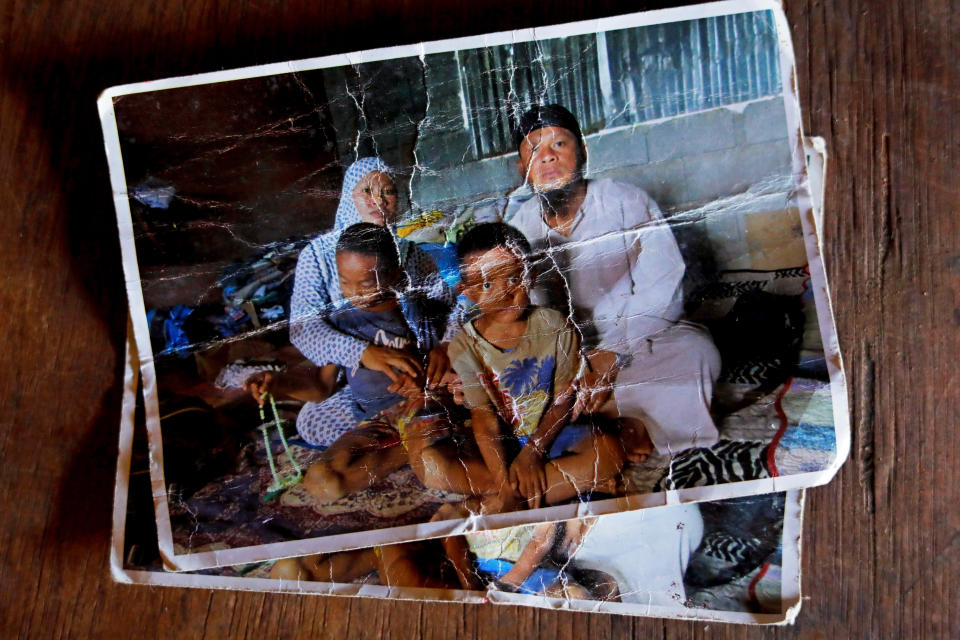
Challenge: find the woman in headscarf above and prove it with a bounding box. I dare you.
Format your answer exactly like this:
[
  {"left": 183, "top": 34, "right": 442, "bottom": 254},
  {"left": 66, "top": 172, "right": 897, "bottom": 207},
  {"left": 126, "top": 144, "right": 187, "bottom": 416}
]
[{"left": 288, "top": 157, "right": 456, "bottom": 446}]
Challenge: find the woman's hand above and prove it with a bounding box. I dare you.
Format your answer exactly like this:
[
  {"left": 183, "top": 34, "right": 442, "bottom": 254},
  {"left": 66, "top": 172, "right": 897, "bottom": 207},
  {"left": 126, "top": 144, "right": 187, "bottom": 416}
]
[
  {"left": 244, "top": 371, "right": 275, "bottom": 406},
  {"left": 360, "top": 344, "right": 423, "bottom": 382}
]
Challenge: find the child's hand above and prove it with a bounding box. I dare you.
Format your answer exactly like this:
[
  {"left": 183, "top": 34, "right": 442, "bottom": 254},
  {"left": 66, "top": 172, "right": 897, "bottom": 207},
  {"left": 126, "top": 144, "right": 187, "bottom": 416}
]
[
  {"left": 388, "top": 373, "right": 425, "bottom": 399},
  {"left": 244, "top": 371, "right": 275, "bottom": 406},
  {"left": 440, "top": 371, "right": 466, "bottom": 405},
  {"left": 425, "top": 345, "right": 452, "bottom": 389},
  {"left": 558, "top": 517, "right": 595, "bottom": 557},
  {"left": 361, "top": 344, "right": 423, "bottom": 382},
  {"left": 571, "top": 371, "right": 613, "bottom": 419},
  {"left": 508, "top": 446, "right": 548, "bottom": 509},
  {"left": 572, "top": 349, "right": 619, "bottom": 420}
]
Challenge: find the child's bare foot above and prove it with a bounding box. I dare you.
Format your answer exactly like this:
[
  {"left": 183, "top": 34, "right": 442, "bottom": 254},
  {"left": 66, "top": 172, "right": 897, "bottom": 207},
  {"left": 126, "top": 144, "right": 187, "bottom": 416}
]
[
  {"left": 545, "top": 580, "right": 591, "bottom": 600},
  {"left": 480, "top": 487, "right": 521, "bottom": 514},
  {"left": 418, "top": 446, "right": 453, "bottom": 490},
  {"left": 269, "top": 558, "right": 307, "bottom": 580},
  {"left": 592, "top": 473, "right": 621, "bottom": 496},
  {"left": 619, "top": 418, "right": 654, "bottom": 464},
  {"left": 430, "top": 503, "right": 454, "bottom": 522},
  {"left": 303, "top": 462, "right": 346, "bottom": 503},
  {"left": 432, "top": 497, "right": 489, "bottom": 522}
]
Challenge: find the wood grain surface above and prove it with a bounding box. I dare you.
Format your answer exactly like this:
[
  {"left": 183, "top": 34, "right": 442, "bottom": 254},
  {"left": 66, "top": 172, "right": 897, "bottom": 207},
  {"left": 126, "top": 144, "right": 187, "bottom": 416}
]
[{"left": 1, "top": 0, "right": 957, "bottom": 637}]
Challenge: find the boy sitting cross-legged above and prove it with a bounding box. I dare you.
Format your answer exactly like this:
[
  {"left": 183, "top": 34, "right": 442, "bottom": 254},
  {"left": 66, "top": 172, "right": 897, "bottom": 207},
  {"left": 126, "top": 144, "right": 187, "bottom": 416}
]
[
  {"left": 426, "top": 222, "right": 625, "bottom": 510},
  {"left": 280, "top": 222, "right": 456, "bottom": 502}
]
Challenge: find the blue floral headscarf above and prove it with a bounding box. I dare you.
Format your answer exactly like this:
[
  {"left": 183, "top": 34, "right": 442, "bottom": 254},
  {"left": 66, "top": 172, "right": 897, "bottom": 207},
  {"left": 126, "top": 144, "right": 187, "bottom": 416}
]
[
  {"left": 330, "top": 156, "right": 392, "bottom": 237},
  {"left": 308, "top": 157, "right": 394, "bottom": 306}
]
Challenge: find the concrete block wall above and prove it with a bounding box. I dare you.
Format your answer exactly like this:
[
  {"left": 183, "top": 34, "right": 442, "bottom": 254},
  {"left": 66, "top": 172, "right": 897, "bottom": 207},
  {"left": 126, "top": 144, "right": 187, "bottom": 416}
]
[
  {"left": 412, "top": 96, "right": 791, "bottom": 214},
  {"left": 411, "top": 96, "right": 798, "bottom": 274}
]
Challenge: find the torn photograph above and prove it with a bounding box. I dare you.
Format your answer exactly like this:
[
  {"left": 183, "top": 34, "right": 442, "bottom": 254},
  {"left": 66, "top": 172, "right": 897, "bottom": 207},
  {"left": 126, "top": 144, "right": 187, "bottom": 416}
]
[
  {"left": 113, "top": 336, "right": 803, "bottom": 625},
  {"left": 99, "top": 0, "right": 847, "bottom": 570}
]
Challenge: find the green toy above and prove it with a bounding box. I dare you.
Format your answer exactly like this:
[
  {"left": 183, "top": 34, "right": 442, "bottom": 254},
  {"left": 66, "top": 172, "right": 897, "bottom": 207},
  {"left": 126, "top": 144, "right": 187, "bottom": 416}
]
[{"left": 258, "top": 392, "right": 303, "bottom": 501}]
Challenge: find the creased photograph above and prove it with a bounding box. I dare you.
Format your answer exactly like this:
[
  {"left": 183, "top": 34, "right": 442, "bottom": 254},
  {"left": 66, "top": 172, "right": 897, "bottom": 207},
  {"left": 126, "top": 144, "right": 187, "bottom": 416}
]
[
  {"left": 113, "top": 332, "right": 803, "bottom": 624},
  {"left": 99, "top": 1, "right": 847, "bottom": 570}
]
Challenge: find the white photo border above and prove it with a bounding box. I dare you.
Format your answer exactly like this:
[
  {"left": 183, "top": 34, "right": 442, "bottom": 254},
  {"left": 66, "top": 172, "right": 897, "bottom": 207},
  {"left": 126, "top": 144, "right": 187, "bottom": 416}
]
[{"left": 99, "top": 0, "right": 846, "bottom": 571}]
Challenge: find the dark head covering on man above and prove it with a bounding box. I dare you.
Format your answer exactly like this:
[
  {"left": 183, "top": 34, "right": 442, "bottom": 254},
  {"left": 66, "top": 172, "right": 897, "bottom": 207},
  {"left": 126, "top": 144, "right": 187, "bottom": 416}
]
[{"left": 513, "top": 104, "right": 585, "bottom": 151}]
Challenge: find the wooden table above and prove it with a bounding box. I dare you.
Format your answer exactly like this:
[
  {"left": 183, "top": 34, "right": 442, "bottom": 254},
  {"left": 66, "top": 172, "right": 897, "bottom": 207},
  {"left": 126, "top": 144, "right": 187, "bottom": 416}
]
[{"left": 2, "top": 1, "right": 956, "bottom": 637}]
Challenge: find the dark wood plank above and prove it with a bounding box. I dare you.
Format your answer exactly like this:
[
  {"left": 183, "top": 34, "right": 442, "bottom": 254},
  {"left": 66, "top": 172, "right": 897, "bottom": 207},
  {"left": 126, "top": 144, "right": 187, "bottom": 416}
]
[{"left": 1, "top": 0, "right": 957, "bottom": 637}]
